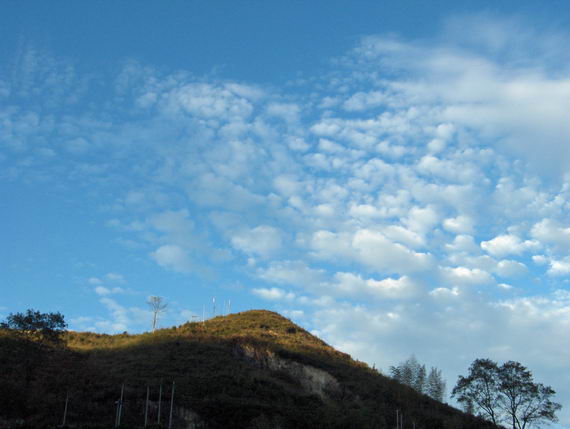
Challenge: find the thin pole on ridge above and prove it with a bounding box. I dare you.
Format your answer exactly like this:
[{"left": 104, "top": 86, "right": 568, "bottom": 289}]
[
  {"left": 168, "top": 381, "right": 175, "bottom": 429},
  {"left": 61, "top": 391, "right": 69, "bottom": 427},
  {"left": 144, "top": 385, "right": 149, "bottom": 426},
  {"left": 158, "top": 379, "right": 163, "bottom": 425}
]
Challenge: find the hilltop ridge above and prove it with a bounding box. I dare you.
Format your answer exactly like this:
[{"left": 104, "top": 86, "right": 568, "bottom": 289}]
[{"left": 0, "top": 310, "right": 499, "bottom": 428}]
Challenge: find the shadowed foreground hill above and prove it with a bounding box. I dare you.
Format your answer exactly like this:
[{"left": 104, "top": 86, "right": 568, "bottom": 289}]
[{"left": 0, "top": 310, "right": 499, "bottom": 429}]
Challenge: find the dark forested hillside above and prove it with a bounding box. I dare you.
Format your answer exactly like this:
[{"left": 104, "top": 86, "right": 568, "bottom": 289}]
[{"left": 0, "top": 310, "right": 500, "bottom": 428}]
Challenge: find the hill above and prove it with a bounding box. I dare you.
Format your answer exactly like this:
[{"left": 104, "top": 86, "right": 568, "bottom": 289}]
[{"left": 0, "top": 310, "right": 499, "bottom": 428}]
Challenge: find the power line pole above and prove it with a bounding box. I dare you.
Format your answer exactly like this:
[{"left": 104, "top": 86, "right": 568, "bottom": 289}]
[
  {"left": 115, "top": 383, "right": 124, "bottom": 427},
  {"left": 60, "top": 391, "right": 69, "bottom": 427},
  {"left": 144, "top": 385, "right": 149, "bottom": 427},
  {"left": 157, "top": 379, "right": 163, "bottom": 425},
  {"left": 168, "top": 381, "right": 175, "bottom": 429}
]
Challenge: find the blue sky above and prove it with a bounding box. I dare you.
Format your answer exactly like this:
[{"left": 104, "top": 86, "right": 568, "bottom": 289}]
[{"left": 2, "top": 1, "right": 570, "bottom": 426}]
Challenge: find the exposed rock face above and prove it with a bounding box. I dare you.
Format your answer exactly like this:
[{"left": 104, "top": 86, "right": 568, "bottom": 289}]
[{"left": 233, "top": 342, "right": 340, "bottom": 399}]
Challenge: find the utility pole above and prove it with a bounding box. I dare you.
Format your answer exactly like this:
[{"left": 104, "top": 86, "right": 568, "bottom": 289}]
[
  {"left": 212, "top": 297, "right": 216, "bottom": 317},
  {"left": 115, "top": 383, "right": 124, "bottom": 427},
  {"left": 168, "top": 381, "right": 175, "bottom": 429},
  {"left": 202, "top": 304, "right": 205, "bottom": 325},
  {"left": 157, "top": 379, "right": 163, "bottom": 425},
  {"left": 60, "top": 391, "right": 69, "bottom": 427},
  {"left": 144, "top": 385, "right": 149, "bottom": 427}
]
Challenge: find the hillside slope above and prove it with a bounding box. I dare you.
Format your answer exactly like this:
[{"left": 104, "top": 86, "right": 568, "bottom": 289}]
[{"left": 0, "top": 310, "right": 499, "bottom": 428}]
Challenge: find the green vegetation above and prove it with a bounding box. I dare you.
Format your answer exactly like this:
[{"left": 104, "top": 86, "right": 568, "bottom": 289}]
[
  {"left": 1, "top": 310, "right": 500, "bottom": 428},
  {"left": 1, "top": 309, "right": 67, "bottom": 345}
]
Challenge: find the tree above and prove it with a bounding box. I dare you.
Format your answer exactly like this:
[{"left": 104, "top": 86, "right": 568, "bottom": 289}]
[
  {"left": 413, "top": 363, "right": 427, "bottom": 394},
  {"left": 452, "top": 359, "right": 501, "bottom": 425},
  {"left": 1, "top": 309, "right": 67, "bottom": 345},
  {"left": 427, "top": 367, "right": 446, "bottom": 402},
  {"left": 452, "top": 358, "right": 561, "bottom": 429},
  {"left": 499, "top": 361, "right": 561, "bottom": 429},
  {"left": 390, "top": 355, "right": 445, "bottom": 400},
  {"left": 148, "top": 296, "right": 167, "bottom": 332}
]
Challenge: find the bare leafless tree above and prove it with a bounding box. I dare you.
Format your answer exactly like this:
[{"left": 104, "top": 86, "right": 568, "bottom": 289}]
[{"left": 148, "top": 296, "right": 167, "bottom": 332}]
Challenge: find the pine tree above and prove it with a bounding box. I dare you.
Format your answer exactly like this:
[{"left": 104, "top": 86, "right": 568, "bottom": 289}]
[
  {"left": 427, "top": 367, "right": 446, "bottom": 402},
  {"left": 413, "top": 364, "right": 427, "bottom": 394},
  {"left": 390, "top": 355, "right": 435, "bottom": 397}
]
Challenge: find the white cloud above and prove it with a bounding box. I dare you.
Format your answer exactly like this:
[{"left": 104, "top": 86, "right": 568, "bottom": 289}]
[
  {"left": 310, "top": 230, "right": 354, "bottom": 260},
  {"left": 257, "top": 260, "right": 326, "bottom": 288},
  {"left": 273, "top": 175, "right": 303, "bottom": 197},
  {"left": 375, "top": 140, "right": 407, "bottom": 158},
  {"left": 150, "top": 244, "right": 193, "bottom": 273},
  {"left": 148, "top": 210, "right": 195, "bottom": 245},
  {"left": 96, "top": 297, "right": 131, "bottom": 333},
  {"left": 89, "top": 273, "right": 127, "bottom": 293},
  {"left": 251, "top": 287, "right": 295, "bottom": 301},
  {"left": 548, "top": 258, "right": 570, "bottom": 276},
  {"left": 532, "top": 254, "right": 548, "bottom": 265},
  {"left": 318, "top": 138, "right": 344, "bottom": 153},
  {"left": 402, "top": 205, "right": 439, "bottom": 235},
  {"left": 265, "top": 102, "right": 300, "bottom": 123},
  {"left": 495, "top": 260, "right": 527, "bottom": 278},
  {"left": 531, "top": 218, "right": 570, "bottom": 254},
  {"left": 331, "top": 272, "right": 420, "bottom": 299},
  {"left": 480, "top": 234, "right": 526, "bottom": 257},
  {"left": 94, "top": 286, "right": 126, "bottom": 296},
  {"left": 282, "top": 309, "right": 305, "bottom": 320},
  {"left": 429, "top": 286, "right": 460, "bottom": 299},
  {"left": 231, "top": 225, "right": 283, "bottom": 258},
  {"left": 417, "top": 155, "right": 481, "bottom": 184},
  {"left": 105, "top": 272, "right": 126, "bottom": 283},
  {"left": 160, "top": 82, "right": 254, "bottom": 120},
  {"left": 343, "top": 91, "right": 386, "bottom": 111},
  {"left": 443, "top": 216, "right": 474, "bottom": 235},
  {"left": 498, "top": 283, "right": 513, "bottom": 290},
  {"left": 349, "top": 204, "right": 386, "bottom": 219},
  {"left": 310, "top": 229, "right": 433, "bottom": 275},
  {"left": 352, "top": 229, "right": 434, "bottom": 274},
  {"left": 445, "top": 234, "right": 479, "bottom": 253},
  {"left": 382, "top": 225, "right": 425, "bottom": 249},
  {"left": 440, "top": 266, "right": 494, "bottom": 287}
]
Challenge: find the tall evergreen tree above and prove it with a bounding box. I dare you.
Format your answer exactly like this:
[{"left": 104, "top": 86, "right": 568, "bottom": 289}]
[
  {"left": 427, "top": 367, "right": 446, "bottom": 402},
  {"left": 390, "top": 355, "right": 444, "bottom": 400},
  {"left": 413, "top": 364, "right": 427, "bottom": 394}
]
